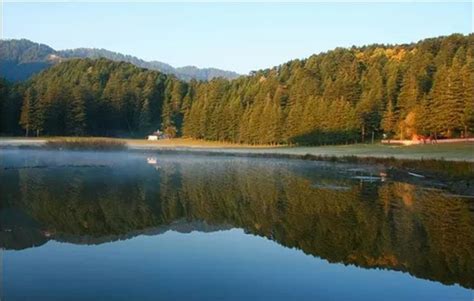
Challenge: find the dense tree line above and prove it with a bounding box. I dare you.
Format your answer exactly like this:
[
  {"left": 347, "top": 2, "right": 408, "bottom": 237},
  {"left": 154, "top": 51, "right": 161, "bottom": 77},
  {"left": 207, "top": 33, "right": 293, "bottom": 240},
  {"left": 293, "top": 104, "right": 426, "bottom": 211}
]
[
  {"left": 0, "top": 34, "right": 473, "bottom": 144},
  {"left": 183, "top": 33, "right": 474, "bottom": 144},
  {"left": 4, "top": 59, "right": 187, "bottom": 137}
]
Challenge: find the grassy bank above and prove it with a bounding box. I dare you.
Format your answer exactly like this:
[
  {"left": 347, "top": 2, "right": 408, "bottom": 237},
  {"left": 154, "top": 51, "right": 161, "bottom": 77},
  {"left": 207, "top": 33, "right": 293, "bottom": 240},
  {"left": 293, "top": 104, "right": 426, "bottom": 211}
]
[
  {"left": 1, "top": 137, "right": 473, "bottom": 192},
  {"left": 1, "top": 137, "right": 473, "bottom": 162},
  {"left": 131, "top": 138, "right": 474, "bottom": 162}
]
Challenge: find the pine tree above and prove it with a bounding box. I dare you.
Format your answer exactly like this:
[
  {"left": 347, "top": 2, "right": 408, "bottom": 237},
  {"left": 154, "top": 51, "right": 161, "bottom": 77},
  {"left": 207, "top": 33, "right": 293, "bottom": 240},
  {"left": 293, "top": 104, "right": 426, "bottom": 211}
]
[
  {"left": 461, "top": 56, "right": 474, "bottom": 136},
  {"left": 397, "top": 69, "right": 419, "bottom": 121},
  {"left": 284, "top": 98, "right": 305, "bottom": 143},
  {"left": 357, "top": 65, "right": 384, "bottom": 141},
  {"left": 432, "top": 50, "right": 466, "bottom": 137},
  {"left": 19, "top": 88, "right": 40, "bottom": 136},
  {"left": 238, "top": 106, "right": 252, "bottom": 144},
  {"left": 429, "top": 65, "right": 449, "bottom": 134},
  {"left": 67, "top": 85, "right": 88, "bottom": 136},
  {"left": 139, "top": 97, "right": 152, "bottom": 134},
  {"left": 381, "top": 99, "right": 397, "bottom": 138}
]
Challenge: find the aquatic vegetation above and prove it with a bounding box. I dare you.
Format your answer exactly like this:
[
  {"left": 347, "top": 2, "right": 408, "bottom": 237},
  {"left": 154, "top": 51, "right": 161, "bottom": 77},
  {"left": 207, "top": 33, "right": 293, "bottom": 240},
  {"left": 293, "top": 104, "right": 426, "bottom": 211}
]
[{"left": 45, "top": 138, "right": 127, "bottom": 151}]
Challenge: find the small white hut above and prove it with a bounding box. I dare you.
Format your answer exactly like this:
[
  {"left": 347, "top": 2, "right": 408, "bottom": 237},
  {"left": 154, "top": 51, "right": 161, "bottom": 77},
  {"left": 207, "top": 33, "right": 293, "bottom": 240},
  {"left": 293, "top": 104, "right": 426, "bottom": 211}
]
[
  {"left": 148, "top": 130, "right": 168, "bottom": 140},
  {"left": 148, "top": 134, "right": 158, "bottom": 141}
]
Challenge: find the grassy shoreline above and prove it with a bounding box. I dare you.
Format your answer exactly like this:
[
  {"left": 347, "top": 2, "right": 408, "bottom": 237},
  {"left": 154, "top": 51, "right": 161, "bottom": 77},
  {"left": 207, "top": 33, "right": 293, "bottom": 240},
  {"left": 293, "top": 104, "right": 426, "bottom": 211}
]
[
  {"left": 1, "top": 137, "right": 472, "bottom": 162},
  {"left": 1, "top": 137, "right": 473, "bottom": 194}
]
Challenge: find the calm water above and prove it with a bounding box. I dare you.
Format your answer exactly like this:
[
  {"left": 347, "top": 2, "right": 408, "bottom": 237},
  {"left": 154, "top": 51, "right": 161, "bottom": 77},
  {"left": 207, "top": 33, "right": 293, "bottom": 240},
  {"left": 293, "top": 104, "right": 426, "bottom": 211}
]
[{"left": 0, "top": 150, "right": 473, "bottom": 301}]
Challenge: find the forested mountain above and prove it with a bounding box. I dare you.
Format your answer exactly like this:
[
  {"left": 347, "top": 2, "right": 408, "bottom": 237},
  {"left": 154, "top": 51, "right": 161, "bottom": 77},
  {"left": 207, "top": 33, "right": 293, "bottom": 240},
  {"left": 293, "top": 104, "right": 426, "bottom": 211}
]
[
  {"left": 59, "top": 48, "right": 240, "bottom": 81},
  {"left": 1, "top": 34, "right": 473, "bottom": 144},
  {"left": 0, "top": 39, "right": 58, "bottom": 81},
  {"left": 0, "top": 39, "right": 240, "bottom": 81}
]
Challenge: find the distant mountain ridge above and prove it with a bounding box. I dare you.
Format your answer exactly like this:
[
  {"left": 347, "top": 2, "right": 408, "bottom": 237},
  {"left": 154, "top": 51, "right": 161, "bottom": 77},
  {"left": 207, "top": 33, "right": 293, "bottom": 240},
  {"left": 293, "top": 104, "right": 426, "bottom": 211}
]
[{"left": 0, "top": 39, "right": 240, "bottom": 81}]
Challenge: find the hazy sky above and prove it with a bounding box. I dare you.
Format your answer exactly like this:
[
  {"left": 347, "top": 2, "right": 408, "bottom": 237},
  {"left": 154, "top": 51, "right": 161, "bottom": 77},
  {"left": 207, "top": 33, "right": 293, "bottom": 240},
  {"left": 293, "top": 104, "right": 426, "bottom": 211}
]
[{"left": 2, "top": 2, "right": 473, "bottom": 74}]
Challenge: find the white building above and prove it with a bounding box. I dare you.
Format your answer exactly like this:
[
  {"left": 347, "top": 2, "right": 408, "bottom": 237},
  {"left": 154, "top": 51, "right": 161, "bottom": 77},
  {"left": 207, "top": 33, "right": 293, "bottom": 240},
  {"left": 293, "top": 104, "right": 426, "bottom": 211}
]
[{"left": 147, "top": 129, "right": 168, "bottom": 140}]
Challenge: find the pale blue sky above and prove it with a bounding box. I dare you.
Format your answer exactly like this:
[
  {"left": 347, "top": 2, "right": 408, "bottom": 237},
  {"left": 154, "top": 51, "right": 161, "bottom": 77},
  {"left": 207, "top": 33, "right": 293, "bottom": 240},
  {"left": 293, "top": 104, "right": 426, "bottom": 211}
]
[{"left": 2, "top": 2, "right": 473, "bottom": 74}]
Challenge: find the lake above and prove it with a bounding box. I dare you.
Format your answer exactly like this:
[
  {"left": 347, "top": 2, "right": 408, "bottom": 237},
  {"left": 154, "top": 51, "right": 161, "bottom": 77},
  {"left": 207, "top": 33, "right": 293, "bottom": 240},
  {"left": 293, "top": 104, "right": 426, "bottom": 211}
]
[{"left": 0, "top": 150, "right": 473, "bottom": 301}]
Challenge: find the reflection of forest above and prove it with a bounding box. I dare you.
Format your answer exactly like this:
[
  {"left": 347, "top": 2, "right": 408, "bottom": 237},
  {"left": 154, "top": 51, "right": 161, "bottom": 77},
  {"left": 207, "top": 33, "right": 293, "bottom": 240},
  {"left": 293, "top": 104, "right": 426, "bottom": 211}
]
[{"left": 1, "top": 156, "right": 473, "bottom": 289}]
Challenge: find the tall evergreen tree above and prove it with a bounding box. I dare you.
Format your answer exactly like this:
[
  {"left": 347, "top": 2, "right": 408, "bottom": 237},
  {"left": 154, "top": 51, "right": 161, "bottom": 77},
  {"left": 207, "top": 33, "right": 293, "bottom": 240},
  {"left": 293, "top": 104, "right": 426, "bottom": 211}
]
[
  {"left": 19, "top": 88, "right": 40, "bottom": 136},
  {"left": 67, "top": 85, "right": 88, "bottom": 136}
]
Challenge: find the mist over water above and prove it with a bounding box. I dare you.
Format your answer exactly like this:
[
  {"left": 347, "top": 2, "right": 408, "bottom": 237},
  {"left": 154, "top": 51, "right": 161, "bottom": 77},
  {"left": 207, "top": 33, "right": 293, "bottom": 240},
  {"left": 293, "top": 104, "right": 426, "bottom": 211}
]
[{"left": 1, "top": 150, "right": 473, "bottom": 300}]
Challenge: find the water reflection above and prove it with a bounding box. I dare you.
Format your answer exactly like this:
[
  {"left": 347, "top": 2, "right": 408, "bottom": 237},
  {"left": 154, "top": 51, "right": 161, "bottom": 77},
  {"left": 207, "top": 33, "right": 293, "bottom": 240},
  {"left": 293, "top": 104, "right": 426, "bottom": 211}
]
[{"left": 1, "top": 150, "right": 473, "bottom": 291}]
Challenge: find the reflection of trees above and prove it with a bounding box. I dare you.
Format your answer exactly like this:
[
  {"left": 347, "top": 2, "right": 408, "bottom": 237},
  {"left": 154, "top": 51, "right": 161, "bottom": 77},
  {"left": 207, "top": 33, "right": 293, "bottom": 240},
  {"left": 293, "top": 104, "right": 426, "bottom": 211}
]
[{"left": 1, "top": 158, "right": 473, "bottom": 288}]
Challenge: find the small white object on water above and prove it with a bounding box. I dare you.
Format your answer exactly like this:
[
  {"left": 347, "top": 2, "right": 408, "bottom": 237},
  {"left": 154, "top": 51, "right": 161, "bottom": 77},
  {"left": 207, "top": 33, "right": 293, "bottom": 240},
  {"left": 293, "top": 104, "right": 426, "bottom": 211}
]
[
  {"left": 408, "top": 172, "right": 425, "bottom": 178},
  {"left": 352, "top": 176, "right": 381, "bottom": 182},
  {"left": 147, "top": 157, "right": 157, "bottom": 164}
]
